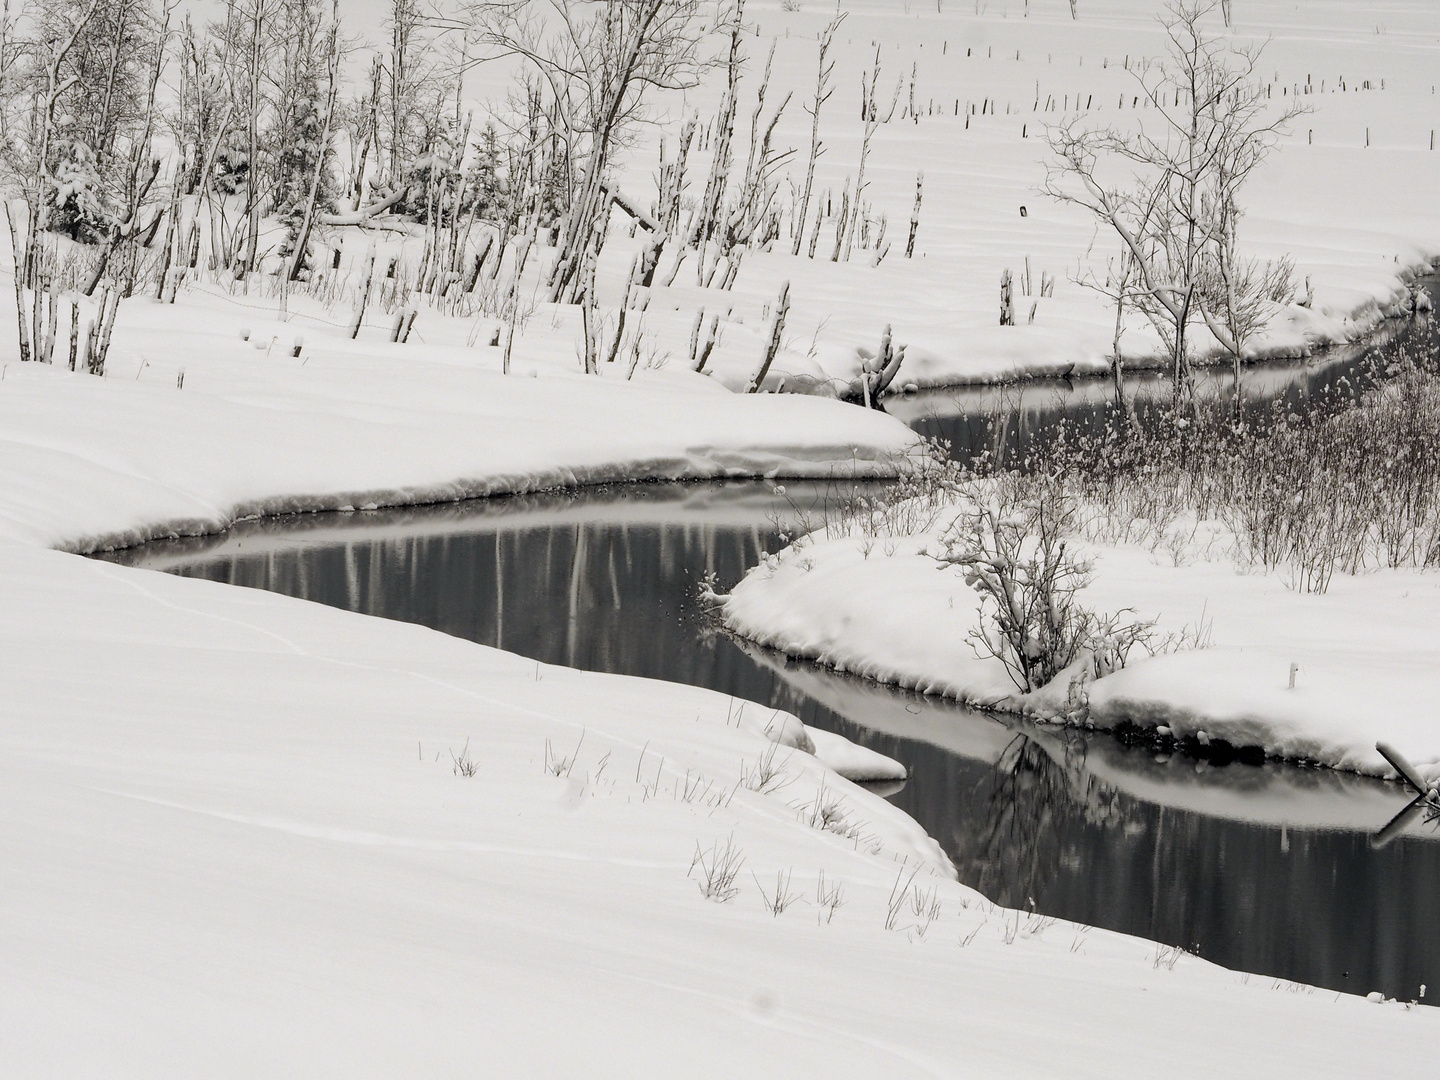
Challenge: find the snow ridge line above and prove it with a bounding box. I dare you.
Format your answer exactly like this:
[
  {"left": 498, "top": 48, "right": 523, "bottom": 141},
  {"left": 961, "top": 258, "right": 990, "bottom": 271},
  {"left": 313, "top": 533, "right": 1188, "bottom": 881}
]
[{"left": 50, "top": 450, "right": 914, "bottom": 556}]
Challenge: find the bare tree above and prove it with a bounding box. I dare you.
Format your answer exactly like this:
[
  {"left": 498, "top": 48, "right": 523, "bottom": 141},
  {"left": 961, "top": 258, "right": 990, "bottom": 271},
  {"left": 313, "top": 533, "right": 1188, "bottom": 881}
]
[
  {"left": 720, "top": 41, "right": 791, "bottom": 253},
  {"left": 1043, "top": 0, "right": 1303, "bottom": 400},
  {"left": 471, "top": 0, "right": 713, "bottom": 306},
  {"left": 842, "top": 44, "right": 900, "bottom": 263},
  {"left": 791, "top": 11, "right": 842, "bottom": 256},
  {"left": 284, "top": 2, "right": 340, "bottom": 280}
]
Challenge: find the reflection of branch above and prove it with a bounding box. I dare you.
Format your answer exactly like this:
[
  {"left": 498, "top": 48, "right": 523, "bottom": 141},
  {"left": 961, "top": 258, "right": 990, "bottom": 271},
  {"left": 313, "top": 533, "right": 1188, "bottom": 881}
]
[
  {"left": 970, "top": 727, "right": 1134, "bottom": 907},
  {"left": 1371, "top": 742, "right": 1440, "bottom": 847}
]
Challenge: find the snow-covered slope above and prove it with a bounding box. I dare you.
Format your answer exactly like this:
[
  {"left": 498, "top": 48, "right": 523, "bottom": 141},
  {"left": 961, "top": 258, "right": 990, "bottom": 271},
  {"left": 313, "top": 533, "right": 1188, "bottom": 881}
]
[
  {"left": 6, "top": 539, "right": 1438, "bottom": 1078},
  {"left": 0, "top": 289, "right": 919, "bottom": 552}
]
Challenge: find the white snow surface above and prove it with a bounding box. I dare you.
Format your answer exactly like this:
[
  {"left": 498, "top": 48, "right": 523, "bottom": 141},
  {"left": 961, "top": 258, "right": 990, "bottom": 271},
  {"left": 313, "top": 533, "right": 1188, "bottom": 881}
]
[
  {"left": 4, "top": 294, "right": 1437, "bottom": 1073},
  {"left": 7, "top": 541, "right": 1440, "bottom": 1077},
  {"left": 0, "top": 289, "right": 919, "bottom": 553},
  {"left": 722, "top": 512, "right": 1440, "bottom": 784}
]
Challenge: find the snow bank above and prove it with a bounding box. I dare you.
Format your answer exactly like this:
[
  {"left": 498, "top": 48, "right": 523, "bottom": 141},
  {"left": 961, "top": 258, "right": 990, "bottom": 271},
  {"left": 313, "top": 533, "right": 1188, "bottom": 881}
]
[
  {"left": 0, "top": 289, "right": 919, "bottom": 553},
  {"left": 723, "top": 519, "right": 1440, "bottom": 785},
  {"left": 5, "top": 540, "right": 1437, "bottom": 1076}
]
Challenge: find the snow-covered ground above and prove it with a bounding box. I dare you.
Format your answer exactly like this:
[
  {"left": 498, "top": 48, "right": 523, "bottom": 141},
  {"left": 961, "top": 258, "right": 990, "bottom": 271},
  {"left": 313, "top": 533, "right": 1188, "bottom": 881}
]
[
  {"left": 8, "top": 539, "right": 1440, "bottom": 1077},
  {"left": 721, "top": 501, "right": 1440, "bottom": 783},
  {"left": 97, "top": 1, "right": 1439, "bottom": 401},
  {"left": 4, "top": 274, "right": 1438, "bottom": 1074},
  {"left": 0, "top": 284, "right": 919, "bottom": 552},
  {"left": 5, "top": 0, "right": 1440, "bottom": 1071}
]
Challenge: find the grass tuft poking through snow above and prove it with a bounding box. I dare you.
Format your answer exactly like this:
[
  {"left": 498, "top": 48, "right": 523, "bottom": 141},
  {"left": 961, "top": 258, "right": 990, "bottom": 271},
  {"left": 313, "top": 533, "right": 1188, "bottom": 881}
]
[{"left": 689, "top": 834, "right": 746, "bottom": 903}]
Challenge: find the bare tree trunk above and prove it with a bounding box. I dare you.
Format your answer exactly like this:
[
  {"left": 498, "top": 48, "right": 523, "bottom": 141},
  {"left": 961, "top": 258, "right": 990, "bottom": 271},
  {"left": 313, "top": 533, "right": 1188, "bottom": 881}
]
[
  {"left": 843, "top": 46, "right": 899, "bottom": 262},
  {"left": 350, "top": 243, "right": 376, "bottom": 338},
  {"left": 747, "top": 280, "right": 789, "bottom": 392},
  {"left": 905, "top": 170, "right": 923, "bottom": 257},
  {"left": 289, "top": 21, "right": 339, "bottom": 282},
  {"left": 68, "top": 298, "right": 79, "bottom": 370},
  {"left": 154, "top": 183, "right": 180, "bottom": 299},
  {"left": 351, "top": 55, "right": 381, "bottom": 209},
  {"left": 4, "top": 202, "right": 31, "bottom": 363},
  {"left": 241, "top": 0, "right": 265, "bottom": 282}
]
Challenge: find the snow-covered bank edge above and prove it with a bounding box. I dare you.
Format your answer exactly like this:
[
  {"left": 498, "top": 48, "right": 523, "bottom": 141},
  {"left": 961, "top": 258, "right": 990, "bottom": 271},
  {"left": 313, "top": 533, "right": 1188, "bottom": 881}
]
[
  {"left": 885, "top": 262, "right": 1439, "bottom": 392},
  {"left": 0, "top": 349, "right": 922, "bottom": 555},
  {"left": 718, "top": 521, "right": 1440, "bottom": 787},
  {"left": 51, "top": 454, "right": 912, "bottom": 557}
]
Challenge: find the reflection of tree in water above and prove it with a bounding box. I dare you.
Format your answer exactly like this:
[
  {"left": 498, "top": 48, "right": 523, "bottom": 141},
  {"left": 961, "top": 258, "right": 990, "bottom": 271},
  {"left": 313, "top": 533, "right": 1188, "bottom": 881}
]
[{"left": 959, "top": 730, "right": 1137, "bottom": 909}]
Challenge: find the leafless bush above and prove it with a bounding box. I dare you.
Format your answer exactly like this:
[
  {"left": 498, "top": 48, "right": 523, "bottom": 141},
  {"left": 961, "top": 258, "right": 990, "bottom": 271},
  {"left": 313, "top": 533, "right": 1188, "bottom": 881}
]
[
  {"left": 938, "top": 482, "right": 1095, "bottom": 692},
  {"left": 1041, "top": 348, "right": 1440, "bottom": 593},
  {"left": 450, "top": 739, "right": 479, "bottom": 777},
  {"left": 741, "top": 741, "right": 794, "bottom": 794}
]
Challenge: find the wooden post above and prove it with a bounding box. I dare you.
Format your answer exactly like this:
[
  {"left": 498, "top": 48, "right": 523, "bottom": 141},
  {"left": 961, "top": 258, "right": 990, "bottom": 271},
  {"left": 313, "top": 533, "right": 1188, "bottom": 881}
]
[
  {"left": 688, "top": 309, "right": 704, "bottom": 366},
  {"left": 43, "top": 284, "right": 57, "bottom": 363},
  {"left": 154, "top": 187, "right": 180, "bottom": 300},
  {"left": 68, "top": 298, "right": 79, "bottom": 371},
  {"left": 350, "top": 245, "right": 376, "bottom": 339}
]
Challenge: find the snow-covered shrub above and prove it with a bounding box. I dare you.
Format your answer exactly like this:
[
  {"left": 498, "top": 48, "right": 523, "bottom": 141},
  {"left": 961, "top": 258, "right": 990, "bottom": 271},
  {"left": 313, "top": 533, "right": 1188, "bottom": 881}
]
[{"left": 937, "top": 480, "right": 1097, "bottom": 693}]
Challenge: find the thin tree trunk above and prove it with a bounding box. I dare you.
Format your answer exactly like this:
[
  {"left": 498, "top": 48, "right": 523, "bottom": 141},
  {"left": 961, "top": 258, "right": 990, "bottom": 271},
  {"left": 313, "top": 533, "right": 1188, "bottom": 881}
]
[
  {"left": 289, "top": 23, "right": 339, "bottom": 282},
  {"left": 4, "top": 202, "right": 31, "bottom": 363},
  {"left": 747, "top": 280, "right": 789, "bottom": 392}
]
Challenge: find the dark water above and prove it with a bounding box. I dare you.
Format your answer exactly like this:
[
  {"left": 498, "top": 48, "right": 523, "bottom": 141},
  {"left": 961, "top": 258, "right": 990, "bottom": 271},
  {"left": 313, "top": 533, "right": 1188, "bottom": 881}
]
[{"left": 100, "top": 479, "right": 1440, "bottom": 1002}]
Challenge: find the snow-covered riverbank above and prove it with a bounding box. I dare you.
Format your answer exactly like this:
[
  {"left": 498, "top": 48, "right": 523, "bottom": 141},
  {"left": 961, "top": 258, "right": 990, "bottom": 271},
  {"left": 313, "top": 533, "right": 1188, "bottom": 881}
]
[
  {"left": 8, "top": 539, "right": 1438, "bottom": 1077},
  {"left": 0, "top": 287, "right": 918, "bottom": 552},
  {"left": 4, "top": 0, "right": 1440, "bottom": 1067},
  {"left": 721, "top": 504, "right": 1440, "bottom": 783}
]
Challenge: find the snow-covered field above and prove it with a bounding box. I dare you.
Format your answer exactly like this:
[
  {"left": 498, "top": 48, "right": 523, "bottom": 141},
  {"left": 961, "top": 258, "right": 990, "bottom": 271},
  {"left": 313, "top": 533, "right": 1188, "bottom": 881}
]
[
  {"left": 721, "top": 498, "right": 1440, "bottom": 782},
  {"left": 4, "top": 294, "right": 1439, "bottom": 1072},
  {"left": 0, "top": 283, "right": 919, "bottom": 552},
  {"left": 5, "top": 0, "right": 1440, "bottom": 1073},
  {"left": 574, "top": 0, "right": 1440, "bottom": 388}
]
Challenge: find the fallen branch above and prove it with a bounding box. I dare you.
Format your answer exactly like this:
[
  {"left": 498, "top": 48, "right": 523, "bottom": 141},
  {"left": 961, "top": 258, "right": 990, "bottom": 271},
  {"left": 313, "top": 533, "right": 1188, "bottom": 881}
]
[{"left": 320, "top": 187, "right": 410, "bottom": 226}]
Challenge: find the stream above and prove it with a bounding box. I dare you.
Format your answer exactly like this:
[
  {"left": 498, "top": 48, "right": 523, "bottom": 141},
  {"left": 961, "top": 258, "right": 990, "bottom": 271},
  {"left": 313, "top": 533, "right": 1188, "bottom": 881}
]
[
  {"left": 101, "top": 475, "right": 1440, "bottom": 1003},
  {"left": 97, "top": 285, "right": 1440, "bottom": 1003}
]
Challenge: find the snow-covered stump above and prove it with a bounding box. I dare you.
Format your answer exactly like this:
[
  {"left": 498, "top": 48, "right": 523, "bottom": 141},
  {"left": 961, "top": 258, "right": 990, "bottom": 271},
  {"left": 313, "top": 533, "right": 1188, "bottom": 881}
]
[{"left": 350, "top": 245, "right": 377, "bottom": 340}]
